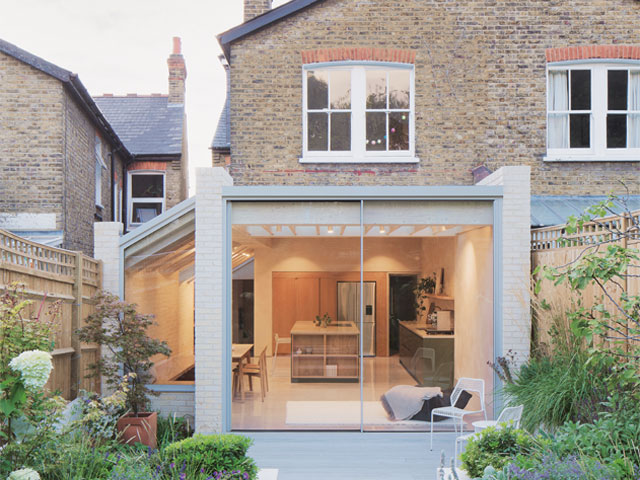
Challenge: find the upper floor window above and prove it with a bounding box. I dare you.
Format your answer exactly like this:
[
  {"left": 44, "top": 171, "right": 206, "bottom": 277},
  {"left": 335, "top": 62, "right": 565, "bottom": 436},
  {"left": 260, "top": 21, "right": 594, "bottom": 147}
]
[
  {"left": 128, "top": 171, "right": 165, "bottom": 228},
  {"left": 301, "top": 64, "right": 417, "bottom": 163},
  {"left": 546, "top": 63, "right": 640, "bottom": 161},
  {"left": 95, "top": 136, "right": 107, "bottom": 207}
]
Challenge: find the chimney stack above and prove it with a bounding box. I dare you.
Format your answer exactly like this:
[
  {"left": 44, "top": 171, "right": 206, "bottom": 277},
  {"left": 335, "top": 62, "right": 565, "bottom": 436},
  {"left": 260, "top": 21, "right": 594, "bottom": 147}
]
[
  {"left": 244, "top": 0, "right": 272, "bottom": 22},
  {"left": 167, "top": 37, "right": 187, "bottom": 104}
]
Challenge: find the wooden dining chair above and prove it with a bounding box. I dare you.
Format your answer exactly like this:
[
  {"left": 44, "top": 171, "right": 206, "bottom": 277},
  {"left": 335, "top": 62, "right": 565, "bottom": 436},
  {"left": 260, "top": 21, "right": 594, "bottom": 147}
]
[{"left": 234, "top": 346, "right": 269, "bottom": 402}]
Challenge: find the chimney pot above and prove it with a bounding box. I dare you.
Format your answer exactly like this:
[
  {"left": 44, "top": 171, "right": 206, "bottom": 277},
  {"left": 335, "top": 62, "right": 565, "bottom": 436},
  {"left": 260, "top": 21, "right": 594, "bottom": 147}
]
[{"left": 172, "top": 37, "right": 181, "bottom": 55}]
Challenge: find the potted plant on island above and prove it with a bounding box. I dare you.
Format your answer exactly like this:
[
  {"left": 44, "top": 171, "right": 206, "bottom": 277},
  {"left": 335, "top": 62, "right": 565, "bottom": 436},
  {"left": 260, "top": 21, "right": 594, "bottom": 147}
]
[{"left": 76, "top": 292, "right": 170, "bottom": 448}]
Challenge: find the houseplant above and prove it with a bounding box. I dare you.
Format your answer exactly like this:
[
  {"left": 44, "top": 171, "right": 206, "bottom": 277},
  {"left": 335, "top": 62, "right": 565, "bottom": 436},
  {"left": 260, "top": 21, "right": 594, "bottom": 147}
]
[{"left": 76, "top": 292, "right": 170, "bottom": 448}]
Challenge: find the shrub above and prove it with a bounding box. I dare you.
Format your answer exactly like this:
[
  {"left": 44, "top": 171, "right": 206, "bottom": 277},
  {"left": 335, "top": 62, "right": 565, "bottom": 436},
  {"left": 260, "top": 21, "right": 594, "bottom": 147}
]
[
  {"left": 163, "top": 434, "right": 257, "bottom": 480},
  {"left": 506, "top": 454, "right": 620, "bottom": 480},
  {"left": 460, "top": 427, "right": 534, "bottom": 478},
  {"left": 76, "top": 292, "right": 170, "bottom": 415},
  {"left": 156, "top": 414, "right": 194, "bottom": 447}
]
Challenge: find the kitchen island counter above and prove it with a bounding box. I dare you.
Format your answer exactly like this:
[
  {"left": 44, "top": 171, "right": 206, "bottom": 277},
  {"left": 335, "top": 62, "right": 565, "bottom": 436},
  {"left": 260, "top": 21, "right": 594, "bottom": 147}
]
[{"left": 290, "top": 321, "right": 359, "bottom": 382}]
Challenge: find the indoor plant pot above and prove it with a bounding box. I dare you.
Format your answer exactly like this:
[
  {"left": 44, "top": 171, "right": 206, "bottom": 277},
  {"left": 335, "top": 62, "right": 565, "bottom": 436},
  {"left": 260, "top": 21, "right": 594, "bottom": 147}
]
[{"left": 117, "top": 411, "right": 158, "bottom": 448}]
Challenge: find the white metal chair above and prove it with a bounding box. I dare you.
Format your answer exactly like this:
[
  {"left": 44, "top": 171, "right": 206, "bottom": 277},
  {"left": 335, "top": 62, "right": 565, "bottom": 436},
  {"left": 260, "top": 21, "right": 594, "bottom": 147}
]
[
  {"left": 454, "top": 404, "right": 523, "bottom": 465},
  {"left": 272, "top": 333, "right": 291, "bottom": 373},
  {"left": 429, "top": 377, "right": 487, "bottom": 450},
  {"left": 410, "top": 347, "right": 435, "bottom": 378}
]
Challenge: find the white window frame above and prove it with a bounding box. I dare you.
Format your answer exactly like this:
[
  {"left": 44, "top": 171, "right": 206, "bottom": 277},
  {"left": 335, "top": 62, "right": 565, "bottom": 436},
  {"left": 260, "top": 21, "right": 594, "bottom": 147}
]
[
  {"left": 545, "top": 60, "right": 640, "bottom": 162},
  {"left": 300, "top": 62, "right": 418, "bottom": 164},
  {"left": 95, "top": 136, "right": 107, "bottom": 207},
  {"left": 127, "top": 170, "right": 166, "bottom": 228}
]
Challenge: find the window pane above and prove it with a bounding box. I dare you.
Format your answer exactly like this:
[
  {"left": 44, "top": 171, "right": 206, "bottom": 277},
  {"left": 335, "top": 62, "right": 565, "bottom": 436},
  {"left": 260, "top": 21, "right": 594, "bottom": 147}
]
[
  {"left": 607, "top": 114, "right": 627, "bottom": 148},
  {"left": 132, "top": 202, "right": 162, "bottom": 223},
  {"left": 308, "top": 112, "right": 328, "bottom": 151},
  {"left": 330, "top": 71, "right": 351, "bottom": 109},
  {"left": 569, "top": 113, "right": 590, "bottom": 148},
  {"left": 366, "top": 71, "right": 387, "bottom": 109},
  {"left": 330, "top": 112, "right": 351, "bottom": 151},
  {"left": 132, "top": 174, "right": 163, "bottom": 198},
  {"left": 548, "top": 71, "right": 569, "bottom": 110},
  {"left": 366, "top": 112, "right": 386, "bottom": 150},
  {"left": 307, "top": 71, "right": 328, "bottom": 110},
  {"left": 548, "top": 113, "right": 569, "bottom": 148},
  {"left": 389, "top": 112, "right": 409, "bottom": 150},
  {"left": 608, "top": 70, "right": 628, "bottom": 111},
  {"left": 389, "top": 70, "right": 410, "bottom": 109},
  {"left": 570, "top": 70, "right": 591, "bottom": 110}
]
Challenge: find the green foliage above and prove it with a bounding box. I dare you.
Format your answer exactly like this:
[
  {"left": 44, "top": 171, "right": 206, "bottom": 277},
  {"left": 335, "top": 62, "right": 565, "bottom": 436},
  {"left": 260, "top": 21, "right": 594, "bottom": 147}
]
[
  {"left": 460, "top": 427, "right": 535, "bottom": 478},
  {"left": 503, "top": 351, "right": 610, "bottom": 432},
  {"left": 163, "top": 434, "right": 258, "bottom": 480},
  {"left": 0, "top": 284, "right": 60, "bottom": 447},
  {"left": 156, "top": 414, "right": 194, "bottom": 448},
  {"left": 313, "top": 312, "right": 332, "bottom": 328},
  {"left": 76, "top": 292, "right": 171, "bottom": 415},
  {"left": 414, "top": 273, "right": 437, "bottom": 318}
]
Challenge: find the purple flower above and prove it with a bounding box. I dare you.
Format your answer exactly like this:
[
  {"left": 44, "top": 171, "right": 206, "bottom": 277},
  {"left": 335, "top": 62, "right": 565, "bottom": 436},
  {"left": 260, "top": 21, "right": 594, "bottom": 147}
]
[{"left": 170, "top": 462, "right": 175, "bottom": 469}]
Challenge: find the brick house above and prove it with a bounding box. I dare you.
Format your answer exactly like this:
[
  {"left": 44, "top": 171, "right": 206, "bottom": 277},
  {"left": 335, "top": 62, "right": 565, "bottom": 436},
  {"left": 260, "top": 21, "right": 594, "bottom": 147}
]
[
  {"left": 95, "top": 0, "right": 640, "bottom": 434},
  {"left": 94, "top": 37, "right": 189, "bottom": 232},
  {"left": 0, "top": 38, "right": 130, "bottom": 255}
]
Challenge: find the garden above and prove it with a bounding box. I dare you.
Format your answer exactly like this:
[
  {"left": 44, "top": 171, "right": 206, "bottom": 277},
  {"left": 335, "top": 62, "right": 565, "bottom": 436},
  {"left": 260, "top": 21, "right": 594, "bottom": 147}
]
[
  {"left": 442, "top": 197, "right": 640, "bottom": 480},
  {"left": 0, "top": 287, "right": 257, "bottom": 480}
]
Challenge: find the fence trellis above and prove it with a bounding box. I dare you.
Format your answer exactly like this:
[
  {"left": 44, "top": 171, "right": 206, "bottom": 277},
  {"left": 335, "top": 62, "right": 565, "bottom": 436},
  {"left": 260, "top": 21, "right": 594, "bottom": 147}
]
[{"left": 0, "top": 229, "right": 102, "bottom": 398}]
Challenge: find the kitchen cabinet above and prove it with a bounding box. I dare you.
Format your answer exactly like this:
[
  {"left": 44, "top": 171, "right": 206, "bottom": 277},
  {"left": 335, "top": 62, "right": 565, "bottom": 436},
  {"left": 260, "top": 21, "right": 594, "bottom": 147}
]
[{"left": 399, "top": 322, "right": 454, "bottom": 389}]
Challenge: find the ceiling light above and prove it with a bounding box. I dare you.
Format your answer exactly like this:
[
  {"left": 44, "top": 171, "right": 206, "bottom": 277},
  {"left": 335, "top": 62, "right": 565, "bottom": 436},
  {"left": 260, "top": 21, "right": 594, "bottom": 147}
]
[
  {"left": 379, "top": 226, "right": 386, "bottom": 234},
  {"left": 327, "top": 226, "right": 334, "bottom": 234}
]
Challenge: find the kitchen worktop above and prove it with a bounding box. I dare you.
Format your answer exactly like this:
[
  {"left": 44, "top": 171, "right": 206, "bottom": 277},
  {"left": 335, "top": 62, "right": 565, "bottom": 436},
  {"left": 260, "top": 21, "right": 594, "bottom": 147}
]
[
  {"left": 290, "top": 321, "right": 360, "bottom": 335},
  {"left": 399, "top": 321, "right": 455, "bottom": 339}
]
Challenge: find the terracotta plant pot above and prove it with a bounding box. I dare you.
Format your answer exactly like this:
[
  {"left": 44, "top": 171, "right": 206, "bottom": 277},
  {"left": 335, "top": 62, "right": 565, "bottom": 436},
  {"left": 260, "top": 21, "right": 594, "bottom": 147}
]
[{"left": 116, "top": 411, "right": 158, "bottom": 448}]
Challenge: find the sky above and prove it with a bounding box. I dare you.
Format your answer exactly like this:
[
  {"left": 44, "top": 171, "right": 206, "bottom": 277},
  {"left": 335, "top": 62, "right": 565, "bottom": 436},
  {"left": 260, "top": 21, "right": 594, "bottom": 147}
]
[{"left": 0, "top": 0, "right": 263, "bottom": 194}]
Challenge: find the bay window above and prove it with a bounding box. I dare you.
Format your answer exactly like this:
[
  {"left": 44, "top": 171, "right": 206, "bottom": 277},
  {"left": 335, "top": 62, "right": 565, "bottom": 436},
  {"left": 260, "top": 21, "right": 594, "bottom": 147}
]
[
  {"left": 302, "top": 63, "right": 417, "bottom": 163},
  {"left": 546, "top": 63, "right": 640, "bottom": 161}
]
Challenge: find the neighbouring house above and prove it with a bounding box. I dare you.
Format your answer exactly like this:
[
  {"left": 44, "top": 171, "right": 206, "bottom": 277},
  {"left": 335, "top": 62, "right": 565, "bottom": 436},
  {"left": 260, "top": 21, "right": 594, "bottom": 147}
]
[
  {"left": 95, "top": 0, "right": 640, "bottom": 435},
  {"left": 0, "top": 38, "right": 131, "bottom": 255},
  {"left": 94, "top": 37, "right": 189, "bottom": 232}
]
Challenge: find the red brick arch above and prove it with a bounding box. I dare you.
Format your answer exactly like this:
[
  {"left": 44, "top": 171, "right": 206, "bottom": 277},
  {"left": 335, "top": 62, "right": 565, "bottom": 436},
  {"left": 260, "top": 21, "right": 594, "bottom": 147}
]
[
  {"left": 127, "top": 161, "right": 167, "bottom": 171},
  {"left": 546, "top": 45, "right": 640, "bottom": 63},
  {"left": 301, "top": 47, "right": 416, "bottom": 65}
]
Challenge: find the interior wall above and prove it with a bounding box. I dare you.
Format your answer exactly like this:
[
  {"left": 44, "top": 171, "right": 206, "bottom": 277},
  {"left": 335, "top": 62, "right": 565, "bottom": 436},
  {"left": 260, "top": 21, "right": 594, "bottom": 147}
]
[
  {"left": 420, "top": 237, "right": 456, "bottom": 318},
  {"left": 454, "top": 226, "right": 494, "bottom": 411},
  {"left": 253, "top": 237, "right": 423, "bottom": 356},
  {"left": 125, "top": 266, "right": 195, "bottom": 382}
]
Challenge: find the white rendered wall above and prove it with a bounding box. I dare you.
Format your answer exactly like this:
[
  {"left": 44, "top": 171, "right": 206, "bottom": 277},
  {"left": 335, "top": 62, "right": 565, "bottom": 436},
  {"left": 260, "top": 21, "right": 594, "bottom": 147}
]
[{"left": 94, "top": 222, "right": 123, "bottom": 295}]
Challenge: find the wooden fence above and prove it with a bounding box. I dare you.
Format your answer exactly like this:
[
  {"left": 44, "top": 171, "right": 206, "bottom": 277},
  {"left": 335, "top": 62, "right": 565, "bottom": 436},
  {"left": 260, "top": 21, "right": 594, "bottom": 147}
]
[
  {"left": 531, "top": 209, "right": 640, "bottom": 348},
  {"left": 0, "top": 229, "right": 102, "bottom": 399}
]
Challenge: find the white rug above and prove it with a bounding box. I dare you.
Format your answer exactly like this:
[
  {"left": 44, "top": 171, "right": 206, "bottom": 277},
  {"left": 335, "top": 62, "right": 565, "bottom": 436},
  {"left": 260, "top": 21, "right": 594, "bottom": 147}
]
[{"left": 285, "top": 401, "right": 429, "bottom": 426}]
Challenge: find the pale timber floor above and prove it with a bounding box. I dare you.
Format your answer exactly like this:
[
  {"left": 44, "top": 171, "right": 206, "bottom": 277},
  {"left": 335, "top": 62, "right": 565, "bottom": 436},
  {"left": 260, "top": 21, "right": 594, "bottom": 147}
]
[
  {"left": 246, "top": 431, "right": 460, "bottom": 480},
  {"left": 232, "top": 355, "right": 469, "bottom": 431}
]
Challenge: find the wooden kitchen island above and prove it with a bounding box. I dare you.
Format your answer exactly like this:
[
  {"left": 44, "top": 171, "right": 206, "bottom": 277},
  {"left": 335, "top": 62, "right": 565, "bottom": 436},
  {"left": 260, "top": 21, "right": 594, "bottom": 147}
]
[{"left": 290, "top": 321, "right": 360, "bottom": 382}]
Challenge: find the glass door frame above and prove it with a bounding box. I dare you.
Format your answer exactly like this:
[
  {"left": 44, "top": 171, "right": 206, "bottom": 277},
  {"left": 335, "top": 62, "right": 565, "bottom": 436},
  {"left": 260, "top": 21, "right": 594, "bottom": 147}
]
[{"left": 221, "top": 187, "right": 503, "bottom": 432}]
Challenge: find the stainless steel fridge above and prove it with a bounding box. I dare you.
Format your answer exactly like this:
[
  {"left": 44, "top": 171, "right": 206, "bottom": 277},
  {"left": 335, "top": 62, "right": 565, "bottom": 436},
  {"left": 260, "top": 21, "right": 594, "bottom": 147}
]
[{"left": 337, "top": 281, "right": 376, "bottom": 356}]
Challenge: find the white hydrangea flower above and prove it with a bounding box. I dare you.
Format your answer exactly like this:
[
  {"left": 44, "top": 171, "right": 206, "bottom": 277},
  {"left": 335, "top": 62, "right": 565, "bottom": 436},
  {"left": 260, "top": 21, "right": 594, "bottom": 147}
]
[
  {"left": 7, "top": 468, "right": 41, "bottom": 480},
  {"left": 9, "top": 350, "right": 53, "bottom": 389}
]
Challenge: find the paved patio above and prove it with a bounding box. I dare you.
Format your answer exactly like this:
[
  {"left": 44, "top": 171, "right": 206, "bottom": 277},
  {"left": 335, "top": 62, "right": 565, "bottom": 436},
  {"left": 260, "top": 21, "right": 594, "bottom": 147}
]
[{"left": 246, "top": 432, "right": 459, "bottom": 480}]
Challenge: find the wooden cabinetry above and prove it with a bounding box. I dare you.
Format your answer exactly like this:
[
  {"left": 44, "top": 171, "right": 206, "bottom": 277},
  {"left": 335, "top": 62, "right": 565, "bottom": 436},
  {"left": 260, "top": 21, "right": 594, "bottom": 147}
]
[{"left": 290, "top": 321, "right": 359, "bottom": 382}]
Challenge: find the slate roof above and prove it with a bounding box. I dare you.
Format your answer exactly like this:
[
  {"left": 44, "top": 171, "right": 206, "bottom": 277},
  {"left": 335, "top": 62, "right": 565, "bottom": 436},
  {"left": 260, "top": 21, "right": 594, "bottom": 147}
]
[
  {"left": 217, "top": 0, "right": 324, "bottom": 60},
  {"left": 0, "top": 38, "right": 130, "bottom": 158},
  {"left": 531, "top": 195, "right": 640, "bottom": 227},
  {"left": 212, "top": 95, "right": 230, "bottom": 150},
  {"left": 94, "top": 96, "right": 184, "bottom": 156}
]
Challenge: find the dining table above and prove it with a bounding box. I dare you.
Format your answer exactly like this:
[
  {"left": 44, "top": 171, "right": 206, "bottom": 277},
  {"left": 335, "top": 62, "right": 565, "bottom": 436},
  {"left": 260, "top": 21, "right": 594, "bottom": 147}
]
[{"left": 232, "top": 343, "right": 253, "bottom": 401}]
